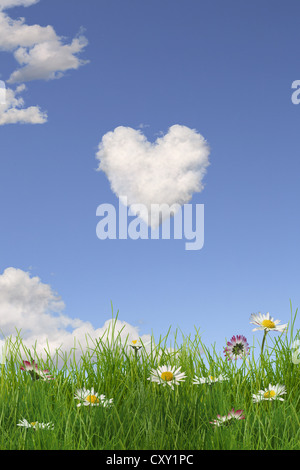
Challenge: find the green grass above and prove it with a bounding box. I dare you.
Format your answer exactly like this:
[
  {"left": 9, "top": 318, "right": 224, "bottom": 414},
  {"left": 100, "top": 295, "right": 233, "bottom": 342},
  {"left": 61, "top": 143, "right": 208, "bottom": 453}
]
[{"left": 0, "top": 303, "right": 300, "bottom": 450}]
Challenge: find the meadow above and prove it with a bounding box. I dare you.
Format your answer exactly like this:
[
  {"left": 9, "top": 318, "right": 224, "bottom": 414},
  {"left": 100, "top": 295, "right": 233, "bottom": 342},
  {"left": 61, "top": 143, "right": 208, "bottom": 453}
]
[{"left": 0, "top": 303, "right": 299, "bottom": 451}]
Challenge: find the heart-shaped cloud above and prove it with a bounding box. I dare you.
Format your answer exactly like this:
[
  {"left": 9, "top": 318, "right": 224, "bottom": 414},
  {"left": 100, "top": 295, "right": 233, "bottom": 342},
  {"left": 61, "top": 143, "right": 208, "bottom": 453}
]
[{"left": 96, "top": 124, "right": 210, "bottom": 228}]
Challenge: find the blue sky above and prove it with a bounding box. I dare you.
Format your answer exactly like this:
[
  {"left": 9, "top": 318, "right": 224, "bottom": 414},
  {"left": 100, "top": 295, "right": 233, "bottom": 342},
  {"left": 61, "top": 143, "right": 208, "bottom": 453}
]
[{"left": 0, "top": 0, "right": 300, "bottom": 363}]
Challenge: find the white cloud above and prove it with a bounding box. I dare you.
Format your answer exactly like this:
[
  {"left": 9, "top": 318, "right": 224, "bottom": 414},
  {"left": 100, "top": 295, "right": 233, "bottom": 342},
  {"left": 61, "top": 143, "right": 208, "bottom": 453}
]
[
  {"left": 0, "top": 11, "right": 89, "bottom": 83},
  {"left": 0, "top": 11, "right": 57, "bottom": 51},
  {"left": 0, "top": 83, "right": 47, "bottom": 124},
  {"left": 0, "top": 2, "right": 88, "bottom": 124},
  {"left": 0, "top": 0, "right": 40, "bottom": 10},
  {"left": 9, "top": 33, "right": 89, "bottom": 83},
  {"left": 0, "top": 267, "right": 151, "bottom": 368},
  {"left": 96, "top": 125, "right": 210, "bottom": 227}
]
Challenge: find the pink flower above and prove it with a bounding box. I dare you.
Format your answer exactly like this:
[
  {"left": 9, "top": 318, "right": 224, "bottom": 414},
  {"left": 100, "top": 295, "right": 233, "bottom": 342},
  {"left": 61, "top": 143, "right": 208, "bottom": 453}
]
[
  {"left": 224, "top": 335, "right": 250, "bottom": 360},
  {"left": 210, "top": 408, "right": 245, "bottom": 427},
  {"left": 20, "top": 360, "right": 54, "bottom": 381}
]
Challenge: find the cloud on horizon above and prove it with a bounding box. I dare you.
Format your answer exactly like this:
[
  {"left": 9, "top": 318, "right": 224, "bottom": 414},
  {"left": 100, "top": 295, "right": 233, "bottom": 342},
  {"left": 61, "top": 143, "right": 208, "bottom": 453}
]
[
  {"left": 0, "top": 267, "right": 151, "bottom": 368},
  {"left": 96, "top": 125, "right": 210, "bottom": 228}
]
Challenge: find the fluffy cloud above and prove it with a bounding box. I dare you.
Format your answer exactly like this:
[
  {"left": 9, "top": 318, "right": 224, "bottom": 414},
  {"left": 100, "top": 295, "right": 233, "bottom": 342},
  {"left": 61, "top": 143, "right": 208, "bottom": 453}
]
[
  {"left": 0, "top": 0, "right": 40, "bottom": 10},
  {"left": 0, "top": 11, "right": 57, "bottom": 51},
  {"left": 0, "top": 2, "right": 88, "bottom": 125},
  {"left": 0, "top": 267, "right": 151, "bottom": 367},
  {"left": 0, "top": 10, "right": 89, "bottom": 83},
  {"left": 9, "top": 33, "right": 89, "bottom": 83},
  {"left": 0, "top": 83, "right": 47, "bottom": 124},
  {"left": 96, "top": 125, "right": 210, "bottom": 227}
]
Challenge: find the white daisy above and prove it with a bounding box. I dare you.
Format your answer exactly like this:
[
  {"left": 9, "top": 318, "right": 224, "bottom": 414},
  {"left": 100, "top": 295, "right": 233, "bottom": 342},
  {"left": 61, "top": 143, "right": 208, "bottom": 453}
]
[
  {"left": 147, "top": 365, "right": 186, "bottom": 390},
  {"left": 17, "top": 418, "right": 54, "bottom": 430},
  {"left": 129, "top": 339, "right": 143, "bottom": 351},
  {"left": 74, "top": 387, "right": 113, "bottom": 407},
  {"left": 193, "top": 374, "right": 229, "bottom": 385},
  {"left": 250, "top": 312, "right": 288, "bottom": 333},
  {"left": 252, "top": 383, "right": 287, "bottom": 403}
]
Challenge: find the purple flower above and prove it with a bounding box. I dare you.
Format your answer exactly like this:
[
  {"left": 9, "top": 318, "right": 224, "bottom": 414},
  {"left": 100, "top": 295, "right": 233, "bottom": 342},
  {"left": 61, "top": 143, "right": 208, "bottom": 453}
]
[
  {"left": 20, "top": 360, "right": 54, "bottom": 381},
  {"left": 224, "top": 335, "right": 250, "bottom": 360},
  {"left": 210, "top": 408, "right": 245, "bottom": 427}
]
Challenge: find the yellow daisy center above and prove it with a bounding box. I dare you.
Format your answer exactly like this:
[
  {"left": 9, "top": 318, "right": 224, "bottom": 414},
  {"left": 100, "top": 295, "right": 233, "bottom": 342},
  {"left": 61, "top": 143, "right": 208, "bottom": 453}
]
[
  {"left": 264, "top": 390, "right": 276, "bottom": 399},
  {"left": 86, "top": 394, "right": 99, "bottom": 404},
  {"left": 161, "top": 371, "right": 173, "bottom": 381},
  {"left": 262, "top": 319, "right": 276, "bottom": 329},
  {"left": 30, "top": 422, "right": 37, "bottom": 426},
  {"left": 209, "top": 376, "right": 216, "bottom": 381},
  {"left": 132, "top": 340, "right": 137, "bottom": 344}
]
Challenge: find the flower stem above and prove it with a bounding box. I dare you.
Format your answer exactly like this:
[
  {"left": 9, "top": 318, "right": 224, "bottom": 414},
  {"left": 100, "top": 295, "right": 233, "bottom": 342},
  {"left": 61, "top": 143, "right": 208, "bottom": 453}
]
[
  {"left": 260, "top": 330, "right": 268, "bottom": 357},
  {"left": 260, "top": 330, "right": 268, "bottom": 378}
]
